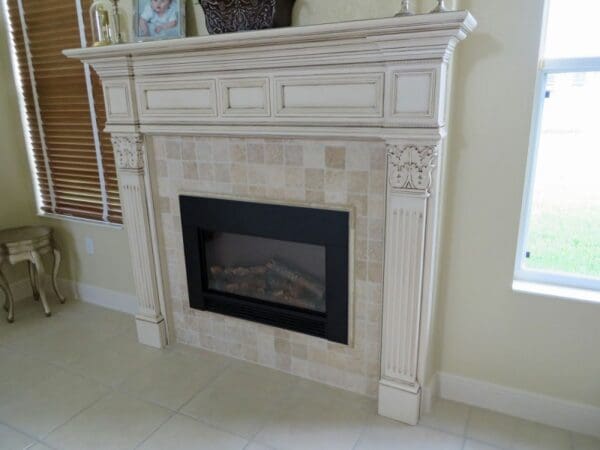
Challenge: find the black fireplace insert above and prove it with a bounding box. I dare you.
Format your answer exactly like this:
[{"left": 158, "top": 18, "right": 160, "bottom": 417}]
[{"left": 180, "top": 196, "right": 349, "bottom": 344}]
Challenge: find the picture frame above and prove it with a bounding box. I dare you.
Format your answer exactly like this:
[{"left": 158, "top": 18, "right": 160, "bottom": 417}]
[{"left": 134, "top": 0, "right": 185, "bottom": 42}]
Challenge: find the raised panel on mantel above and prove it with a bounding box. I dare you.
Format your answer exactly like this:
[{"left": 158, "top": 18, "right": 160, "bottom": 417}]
[
  {"left": 275, "top": 74, "right": 384, "bottom": 118},
  {"left": 104, "top": 81, "right": 134, "bottom": 122},
  {"left": 137, "top": 79, "right": 217, "bottom": 121},
  {"left": 219, "top": 78, "right": 270, "bottom": 117},
  {"left": 389, "top": 66, "right": 440, "bottom": 126}
]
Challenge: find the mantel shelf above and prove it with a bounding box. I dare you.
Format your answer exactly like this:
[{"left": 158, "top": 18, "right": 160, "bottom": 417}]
[{"left": 64, "top": 11, "right": 476, "bottom": 60}]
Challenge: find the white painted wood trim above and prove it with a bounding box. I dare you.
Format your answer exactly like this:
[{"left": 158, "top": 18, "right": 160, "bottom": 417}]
[
  {"left": 16, "top": 0, "right": 56, "bottom": 212},
  {"left": 75, "top": 0, "right": 109, "bottom": 222},
  {"left": 438, "top": 372, "right": 600, "bottom": 438},
  {"left": 11, "top": 277, "right": 137, "bottom": 315}
]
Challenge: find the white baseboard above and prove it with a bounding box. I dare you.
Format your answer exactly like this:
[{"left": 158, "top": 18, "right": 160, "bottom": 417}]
[
  {"left": 438, "top": 372, "right": 600, "bottom": 438},
  {"left": 10, "top": 277, "right": 137, "bottom": 316},
  {"left": 421, "top": 373, "right": 440, "bottom": 414}
]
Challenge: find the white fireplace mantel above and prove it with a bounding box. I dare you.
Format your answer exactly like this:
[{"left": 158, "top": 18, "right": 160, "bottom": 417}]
[{"left": 65, "top": 11, "right": 475, "bottom": 426}]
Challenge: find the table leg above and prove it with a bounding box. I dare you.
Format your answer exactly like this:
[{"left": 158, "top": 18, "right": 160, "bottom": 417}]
[
  {"left": 30, "top": 251, "right": 51, "bottom": 317},
  {"left": 0, "top": 269, "right": 14, "bottom": 323},
  {"left": 52, "top": 248, "right": 66, "bottom": 304},
  {"left": 28, "top": 261, "right": 40, "bottom": 301}
]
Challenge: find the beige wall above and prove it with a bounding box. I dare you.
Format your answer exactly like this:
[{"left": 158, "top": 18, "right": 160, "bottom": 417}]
[
  {"left": 0, "top": 6, "right": 135, "bottom": 294},
  {"left": 440, "top": 0, "right": 600, "bottom": 407},
  {"left": 2, "top": 0, "right": 599, "bottom": 408},
  {"left": 0, "top": 15, "right": 37, "bottom": 283}
]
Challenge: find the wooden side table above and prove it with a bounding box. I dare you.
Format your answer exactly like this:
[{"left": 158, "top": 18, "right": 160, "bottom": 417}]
[{"left": 0, "top": 226, "right": 66, "bottom": 323}]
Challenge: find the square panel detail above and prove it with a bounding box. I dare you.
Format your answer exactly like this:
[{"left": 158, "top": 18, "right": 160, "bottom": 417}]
[
  {"left": 219, "top": 78, "right": 270, "bottom": 117},
  {"left": 390, "top": 68, "right": 439, "bottom": 125}
]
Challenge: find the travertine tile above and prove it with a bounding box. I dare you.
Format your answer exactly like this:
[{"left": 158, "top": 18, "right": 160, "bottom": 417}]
[
  {"left": 325, "top": 145, "right": 346, "bottom": 169},
  {"left": 153, "top": 136, "right": 386, "bottom": 395}
]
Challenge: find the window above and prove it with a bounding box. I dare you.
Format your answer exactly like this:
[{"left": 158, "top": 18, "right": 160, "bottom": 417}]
[
  {"left": 5, "top": 0, "right": 121, "bottom": 224},
  {"left": 514, "top": 0, "right": 600, "bottom": 300}
]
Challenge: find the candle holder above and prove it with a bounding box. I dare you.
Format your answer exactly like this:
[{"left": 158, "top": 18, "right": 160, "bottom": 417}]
[
  {"left": 395, "top": 0, "right": 414, "bottom": 16},
  {"left": 430, "top": 0, "right": 450, "bottom": 13},
  {"left": 110, "top": 0, "right": 123, "bottom": 44}
]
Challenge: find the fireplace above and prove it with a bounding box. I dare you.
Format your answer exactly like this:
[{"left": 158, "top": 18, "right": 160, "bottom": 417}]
[
  {"left": 180, "top": 196, "right": 350, "bottom": 344},
  {"left": 66, "top": 11, "right": 476, "bottom": 424}
]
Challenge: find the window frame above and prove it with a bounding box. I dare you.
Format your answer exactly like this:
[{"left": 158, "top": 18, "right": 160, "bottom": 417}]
[
  {"left": 3, "top": 0, "right": 122, "bottom": 226},
  {"left": 513, "top": 55, "right": 600, "bottom": 299}
]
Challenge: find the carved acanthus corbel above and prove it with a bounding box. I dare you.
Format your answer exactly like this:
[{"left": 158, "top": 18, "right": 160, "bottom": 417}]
[
  {"left": 387, "top": 143, "right": 439, "bottom": 193},
  {"left": 111, "top": 134, "right": 145, "bottom": 171}
]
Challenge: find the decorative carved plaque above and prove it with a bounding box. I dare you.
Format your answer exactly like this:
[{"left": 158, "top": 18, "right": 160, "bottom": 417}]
[
  {"left": 111, "top": 134, "right": 145, "bottom": 170},
  {"left": 387, "top": 144, "right": 439, "bottom": 192}
]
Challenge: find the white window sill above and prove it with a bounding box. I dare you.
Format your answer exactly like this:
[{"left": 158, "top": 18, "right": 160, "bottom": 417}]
[
  {"left": 513, "top": 280, "right": 600, "bottom": 304},
  {"left": 38, "top": 212, "right": 124, "bottom": 230}
]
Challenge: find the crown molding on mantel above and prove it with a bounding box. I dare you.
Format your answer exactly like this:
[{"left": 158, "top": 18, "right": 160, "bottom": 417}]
[
  {"left": 64, "top": 12, "right": 476, "bottom": 427},
  {"left": 64, "top": 11, "right": 476, "bottom": 62}
]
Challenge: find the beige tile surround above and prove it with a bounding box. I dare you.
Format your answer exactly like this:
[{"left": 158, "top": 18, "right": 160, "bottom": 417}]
[{"left": 153, "top": 136, "right": 387, "bottom": 396}]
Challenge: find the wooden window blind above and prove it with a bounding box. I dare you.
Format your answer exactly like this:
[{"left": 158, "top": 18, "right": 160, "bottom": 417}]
[{"left": 6, "top": 0, "right": 122, "bottom": 223}]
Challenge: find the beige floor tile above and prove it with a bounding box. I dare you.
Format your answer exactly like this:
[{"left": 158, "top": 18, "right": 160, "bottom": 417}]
[
  {"left": 466, "top": 407, "right": 518, "bottom": 448},
  {"left": 118, "top": 348, "right": 229, "bottom": 410},
  {"left": 0, "top": 369, "right": 109, "bottom": 438},
  {"left": 463, "top": 439, "right": 504, "bottom": 450},
  {"left": 244, "top": 443, "right": 278, "bottom": 450},
  {"left": 0, "top": 300, "right": 69, "bottom": 345},
  {"left": 181, "top": 365, "right": 291, "bottom": 438},
  {"left": 0, "top": 349, "right": 64, "bottom": 402},
  {"left": 420, "top": 399, "right": 470, "bottom": 436},
  {"left": 255, "top": 384, "right": 372, "bottom": 450},
  {"left": 291, "top": 377, "right": 376, "bottom": 411},
  {"left": 169, "top": 342, "right": 237, "bottom": 366},
  {"left": 45, "top": 392, "right": 172, "bottom": 450},
  {"left": 139, "top": 414, "right": 247, "bottom": 450},
  {"left": 572, "top": 433, "right": 600, "bottom": 450},
  {"left": 24, "top": 444, "right": 54, "bottom": 450},
  {"left": 0, "top": 423, "right": 35, "bottom": 450},
  {"left": 66, "top": 331, "right": 166, "bottom": 387},
  {"left": 355, "top": 416, "right": 464, "bottom": 450},
  {"left": 5, "top": 323, "right": 109, "bottom": 366},
  {"left": 512, "top": 420, "right": 571, "bottom": 450}
]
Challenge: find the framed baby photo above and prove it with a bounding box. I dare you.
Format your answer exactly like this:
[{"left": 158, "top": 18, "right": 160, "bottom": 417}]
[{"left": 134, "top": 0, "right": 186, "bottom": 41}]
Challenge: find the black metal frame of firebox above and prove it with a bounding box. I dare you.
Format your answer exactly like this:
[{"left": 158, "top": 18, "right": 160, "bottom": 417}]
[{"left": 180, "top": 196, "right": 349, "bottom": 344}]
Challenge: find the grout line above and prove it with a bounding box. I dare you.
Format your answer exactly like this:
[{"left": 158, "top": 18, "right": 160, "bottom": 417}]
[
  {"left": 133, "top": 409, "right": 177, "bottom": 450},
  {"left": 0, "top": 419, "right": 48, "bottom": 449},
  {"left": 40, "top": 389, "right": 112, "bottom": 442}
]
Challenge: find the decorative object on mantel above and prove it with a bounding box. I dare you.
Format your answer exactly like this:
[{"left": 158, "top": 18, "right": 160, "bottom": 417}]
[
  {"left": 134, "top": 0, "right": 186, "bottom": 41},
  {"left": 90, "top": 1, "right": 116, "bottom": 46},
  {"left": 0, "top": 226, "right": 66, "bottom": 323},
  {"left": 198, "top": 0, "right": 295, "bottom": 34},
  {"left": 395, "top": 0, "right": 414, "bottom": 17},
  {"left": 109, "top": 0, "right": 124, "bottom": 44},
  {"left": 430, "top": 0, "right": 451, "bottom": 13}
]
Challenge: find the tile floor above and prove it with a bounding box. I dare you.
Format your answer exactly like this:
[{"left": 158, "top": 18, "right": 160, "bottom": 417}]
[{"left": 0, "top": 297, "right": 598, "bottom": 450}]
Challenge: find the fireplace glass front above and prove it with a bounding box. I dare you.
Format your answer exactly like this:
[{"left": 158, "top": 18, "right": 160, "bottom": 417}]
[{"left": 180, "top": 196, "right": 349, "bottom": 344}]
